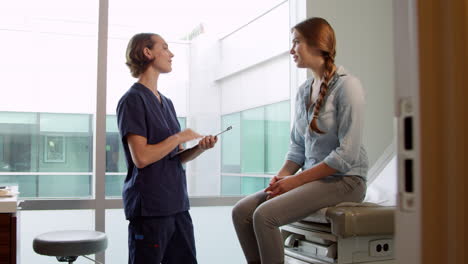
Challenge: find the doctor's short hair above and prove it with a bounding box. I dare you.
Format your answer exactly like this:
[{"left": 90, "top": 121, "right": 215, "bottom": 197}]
[{"left": 125, "top": 33, "right": 159, "bottom": 78}]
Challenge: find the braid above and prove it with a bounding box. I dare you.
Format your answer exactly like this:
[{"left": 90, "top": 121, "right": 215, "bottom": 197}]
[{"left": 309, "top": 56, "right": 336, "bottom": 134}]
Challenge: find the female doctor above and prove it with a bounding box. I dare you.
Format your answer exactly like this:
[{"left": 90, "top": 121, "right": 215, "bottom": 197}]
[{"left": 117, "top": 33, "right": 217, "bottom": 264}]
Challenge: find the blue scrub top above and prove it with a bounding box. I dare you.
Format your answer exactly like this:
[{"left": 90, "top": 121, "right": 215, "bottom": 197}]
[{"left": 116, "top": 83, "right": 189, "bottom": 219}]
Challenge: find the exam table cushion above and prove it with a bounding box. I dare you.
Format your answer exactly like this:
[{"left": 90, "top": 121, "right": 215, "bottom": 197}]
[{"left": 300, "top": 203, "right": 395, "bottom": 238}]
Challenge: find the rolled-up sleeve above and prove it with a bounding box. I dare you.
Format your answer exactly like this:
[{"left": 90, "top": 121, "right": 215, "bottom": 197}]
[
  {"left": 324, "top": 77, "right": 365, "bottom": 173},
  {"left": 116, "top": 95, "right": 147, "bottom": 141},
  {"left": 286, "top": 122, "right": 306, "bottom": 166}
]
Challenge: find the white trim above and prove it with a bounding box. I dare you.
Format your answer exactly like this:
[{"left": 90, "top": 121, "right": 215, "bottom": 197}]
[
  {"left": 0, "top": 172, "right": 92, "bottom": 176},
  {"left": 94, "top": 1, "right": 109, "bottom": 263},
  {"left": 222, "top": 173, "right": 274, "bottom": 178},
  {"left": 0, "top": 172, "right": 125, "bottom": 176},
  {"left": 220, "top": 99, "right": 290, "bottom": 117},
  {"left": 219, "top": 0, "right": 288, "bottom": 40},
  {"left": 394, "top": 0, "right": 421, "bottom": 263},
  {"left": 19, "top": 197, "right": 244, "bottom": 210},
  {"left": 105, "top": 172, "right": 126, "bottom": 175}
]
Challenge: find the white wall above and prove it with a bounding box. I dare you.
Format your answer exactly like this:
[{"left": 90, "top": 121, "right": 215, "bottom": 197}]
[
  {"left": 220, "top": 54, "right": 290, "bottom": 115},
  {"left": 186, "top": 33, "right": 222, "bottom": 196},
  {"left": 306, "top": 0, "right": 395, "bottom": 168},
  {"left": 365, "top": 155, "right": 397, "bottom": 206},
  {"left": 217, "top": 1, "right": 290, "bottom": 115},
  {"left": 217, "top": 2, "right": 289, "bottom": 79}
]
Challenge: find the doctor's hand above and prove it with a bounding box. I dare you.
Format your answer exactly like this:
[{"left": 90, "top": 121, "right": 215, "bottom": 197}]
[
  {"left": 265, "top": 175, "right": 302, "bottom": 200},
  {"left": 198, "top": 135, "right": 218, "bottom": 150},
  {"left": 177, "top": 129, "right": 203, "bottom": 144}
]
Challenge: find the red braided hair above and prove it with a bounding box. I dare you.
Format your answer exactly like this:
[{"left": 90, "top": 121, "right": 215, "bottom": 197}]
[{"left": 293, "top": 18, "right": 337, "bottom": 134}]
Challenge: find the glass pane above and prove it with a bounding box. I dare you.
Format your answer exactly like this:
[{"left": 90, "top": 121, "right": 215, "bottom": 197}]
[
  {"left": 20, "top": 210, "right": 94, "bottom": 264},
  {"left": 0, "top": 112, "right": 38, "bottom": 173},
  {"left": 177, "top": 117, "right": 187, "bottom": 151},
  {"left": 39, "top": 113, "right": 92, "bottom": 172},
  {"left": 38, "top": 175, "right": 91, "bottom": 198},
  {"left": 106, "top": 116, "right": 127, "bottom": 173},
  {"left": 0, "top": 174, "right": 92, "bottom": 198},
  {"left": 265, "top": 101, "right": 290, "bottom": 174},
  {"left": 241, "top": 107, "right": 265, "bottom": 173},
  {"left": 0, "top": 112, "right": 93, "bottom": 198},
  {"left": 221, "top": 175, "right": 241, "bottom": 196},
  {"left": 178, "top": 117, "right": 186, "bottom": 130},
  {"left": 241, "top": 176, "right": 266, "bottom": 195},
  {"left": 264, "top": 177, "right": 272, "bottom": 188},
  {"left": 0, "top": 0, "right": 98, "bottom": 199},
  {"left": 221, "top": 113, "right": 241, "bottom": 173},
  {"left": 0, "top": 175, "right": 37, "bottom": 197},
  {"left": 105, "top": 174, "right": 125, "bottom": 198},
  {"left": 105, "top": 115, "right": 127, "bottom": 197}
]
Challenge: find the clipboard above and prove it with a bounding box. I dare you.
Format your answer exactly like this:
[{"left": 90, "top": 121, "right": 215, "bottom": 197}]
[{"left": 172, "top": 125, "right": 232, "bottom": 157}]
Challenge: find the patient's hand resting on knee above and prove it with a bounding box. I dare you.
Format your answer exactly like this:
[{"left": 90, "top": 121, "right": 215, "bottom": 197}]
[{"left": 265, "top": 175, "right": 301, "bottom": 200}]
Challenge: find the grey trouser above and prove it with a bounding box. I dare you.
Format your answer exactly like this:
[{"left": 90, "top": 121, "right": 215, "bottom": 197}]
[{"left": 232, "top": 176, "right": 366, "bottom": 264}]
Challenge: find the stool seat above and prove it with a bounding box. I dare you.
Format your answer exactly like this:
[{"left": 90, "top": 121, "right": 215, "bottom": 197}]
[{"left": 33, "top": 230, "right": 108, "bottom": 257}]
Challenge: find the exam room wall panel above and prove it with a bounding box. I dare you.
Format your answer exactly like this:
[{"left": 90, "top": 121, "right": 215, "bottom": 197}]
[
  {"left": 217, "top": 1, "right": 289, "bottom": 79},
  {"left": 306, "top": 0, "right": 395, "bottom": 168}
]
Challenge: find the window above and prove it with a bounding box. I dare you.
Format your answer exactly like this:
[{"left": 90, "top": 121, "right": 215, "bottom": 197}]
[
  {"left": 0, "top": 0, "right": 98, "bottom": 199},
  {"left": 1, "top": 0, "right": 291, "bottom": 262},
  {"left": 221, "top": 101, "right": 290, "bottom": 196},
  {"left": 0, "top": 112, "right": 93, "bottom": 198}
]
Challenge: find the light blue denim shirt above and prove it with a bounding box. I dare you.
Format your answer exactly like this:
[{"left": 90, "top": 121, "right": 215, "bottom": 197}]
[{"left": 286, "top": 66, "right": 369, "bottom": 179}]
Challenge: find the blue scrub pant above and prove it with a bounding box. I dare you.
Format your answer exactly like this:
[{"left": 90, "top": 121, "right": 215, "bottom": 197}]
[{"left": 128, "top": 211, "right": 197, "bottom": 264}]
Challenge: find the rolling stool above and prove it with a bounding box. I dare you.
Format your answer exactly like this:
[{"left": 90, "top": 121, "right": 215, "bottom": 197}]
[{"left": 33, "top": 230, "right": 108, "bottom": 264}]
